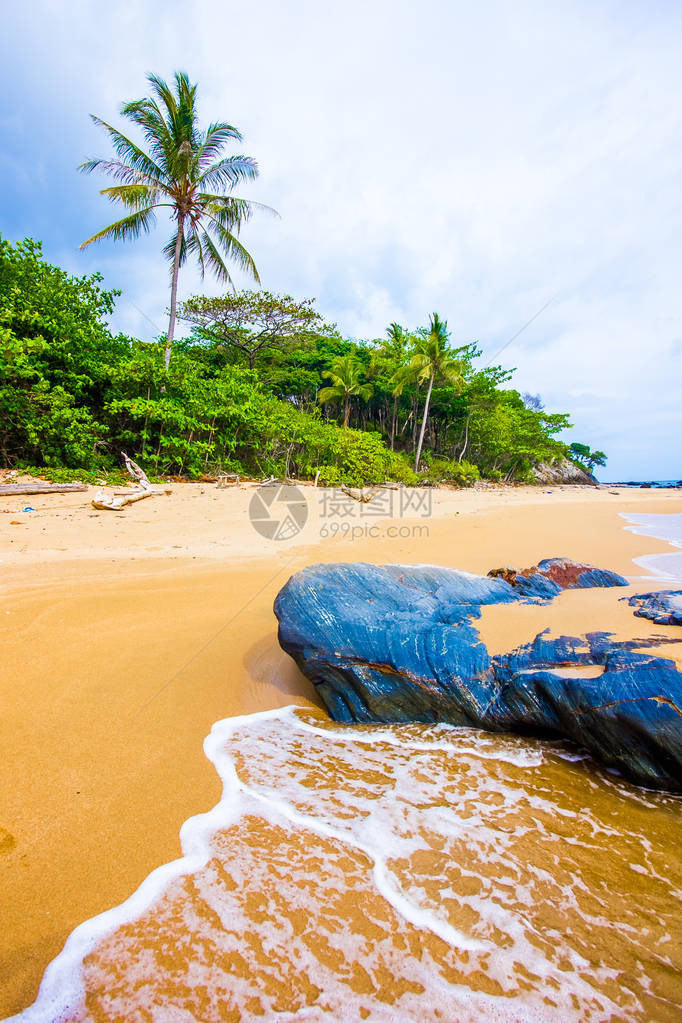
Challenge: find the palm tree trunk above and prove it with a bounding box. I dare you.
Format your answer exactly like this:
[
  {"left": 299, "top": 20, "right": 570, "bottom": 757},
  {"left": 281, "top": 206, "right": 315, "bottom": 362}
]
[
  {"left": 414, "top": 371, "right": 434, "bottom": 473},
  {"left": 165, "top": 217, "right": 184, "bottom": 371},
  {"left": 412, "top": 395, "right": 418, "bottom": 451},
  {"left": 343, "top": 395, "right": 350, "bottom": 428}
]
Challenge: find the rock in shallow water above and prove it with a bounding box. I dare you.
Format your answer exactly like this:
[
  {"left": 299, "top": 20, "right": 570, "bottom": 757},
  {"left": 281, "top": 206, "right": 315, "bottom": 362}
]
[{"left": 274, "top": 562, "right": 682, "bottom": 792}]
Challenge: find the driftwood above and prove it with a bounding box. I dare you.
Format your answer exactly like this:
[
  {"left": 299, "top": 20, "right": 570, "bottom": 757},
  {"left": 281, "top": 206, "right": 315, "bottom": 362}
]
[
  {"left": 0, "top": 482, "right": 87, "bottom": 496},
  {"left": 216, "top": 473, "right": 240, "bottom": 489},
  {"left": 92, "top": 454, "right": 171, "bottom": 511},
  {"left": 341, "top": 486, "right": 382, "bottom": 504}
]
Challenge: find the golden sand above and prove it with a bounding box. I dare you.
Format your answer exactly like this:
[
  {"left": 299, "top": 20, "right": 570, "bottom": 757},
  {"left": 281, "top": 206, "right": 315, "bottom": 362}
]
[{"left": 1, "top": 482, "right": 681, "bottom": 1016}]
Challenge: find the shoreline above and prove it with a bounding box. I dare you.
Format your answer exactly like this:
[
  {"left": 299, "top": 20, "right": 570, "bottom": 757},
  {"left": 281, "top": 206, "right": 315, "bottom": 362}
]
[{"left": 2, "top": 484, "right": 682, "bottom": 1017}]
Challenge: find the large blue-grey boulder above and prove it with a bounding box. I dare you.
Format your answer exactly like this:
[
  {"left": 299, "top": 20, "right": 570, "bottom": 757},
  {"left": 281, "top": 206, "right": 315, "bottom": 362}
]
[{"left": 274, "top": 562, "right": 682, "bottom": 792}]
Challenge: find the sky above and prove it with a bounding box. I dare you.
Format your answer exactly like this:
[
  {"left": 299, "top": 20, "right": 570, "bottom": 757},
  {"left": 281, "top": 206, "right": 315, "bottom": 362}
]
[{"left": 1, "top": 0, "right": 681, "bottom": 481}]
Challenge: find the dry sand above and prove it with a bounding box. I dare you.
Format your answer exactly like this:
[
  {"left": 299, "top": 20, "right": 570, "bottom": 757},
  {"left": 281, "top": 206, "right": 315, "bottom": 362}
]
[{"left": 1, "top": 481, "right": 681, "bottom": 1017}]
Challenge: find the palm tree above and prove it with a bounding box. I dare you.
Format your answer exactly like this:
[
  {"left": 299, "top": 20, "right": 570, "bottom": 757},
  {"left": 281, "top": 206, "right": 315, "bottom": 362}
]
[
  {"left": 374, "top": 323, "right": 411, "bottom": 449},
  {"left": 79, "top": 71, "right": 273, "bottom": 369},
  {"left": 318, "top": 355, "right": 374, "bottom": 428},
  {"left": 408, "top": 313, "right": 464, "bottom": 472}
]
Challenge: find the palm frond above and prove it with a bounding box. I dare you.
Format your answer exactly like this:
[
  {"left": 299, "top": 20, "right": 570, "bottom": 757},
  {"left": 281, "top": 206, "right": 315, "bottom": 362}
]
[
  {"left": 162, "top": 228, "right": 189, "bottom": 270},
  {"left": 197, "top": 122, "right": 244, "bottom": 167},
  {"left": 183, "top": 228, "right": 207, "bottom": 279},
  {"left": 100, "top": 184, "right": 162, "bottom": 208},
  {"left": 198, "top": 229, "right": 234, "bottom": 286},
  {"left": 84, "top": 118, "right": 166, "bottom": 182},
  {"left": 199, "top": 194, "right": 279, "bottom": 220},
  {"left": 408, "top": 352, "right": 430, "bottom": 374},
  {"left": 322, "top": 369, "right": 344, "bottom": 388},
  {"left": 198, "top": 156, "right": 259, "bottom": 191},
  {"left": 318, "top": 386, "right": 343, "bottom": 404},
  {"left": 143, "top": 72, "right": 199, "bottom": 156},
  {"left": 119, "top": 100, "right": 176, "bottom": 172},
  {"left": 78, "top": 158, "right": 166, "bottom": 193},
  {"left": 146, "top": 73, "right": 179, "bottom": 120},
  {"left": 204, "top": 216, "right": 260, "bottom": 282},
  {"left": 80, "top": 207, "right": 157, "bottom": 248}
]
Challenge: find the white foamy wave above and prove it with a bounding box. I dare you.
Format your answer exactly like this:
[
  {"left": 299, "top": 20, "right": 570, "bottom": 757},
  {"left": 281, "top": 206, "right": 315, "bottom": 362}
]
[
  {"left": 8, "top": 706, "right": 681, "bottom": 1022},
  {"left": 621, "top": 511, "right": 682, "bottom": 583}
]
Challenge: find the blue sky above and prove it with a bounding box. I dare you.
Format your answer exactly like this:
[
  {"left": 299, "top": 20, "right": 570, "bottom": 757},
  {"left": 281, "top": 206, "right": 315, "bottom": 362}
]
[{"left": 2, "top": 0, "right": 681, "bottom": 480}]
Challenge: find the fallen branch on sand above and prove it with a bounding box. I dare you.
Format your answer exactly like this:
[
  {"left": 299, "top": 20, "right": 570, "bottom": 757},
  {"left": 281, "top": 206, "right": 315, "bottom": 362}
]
[
  {"left": 0, "top": 482, "right": 88, "bottom": 496},
  {"left": 341, "top": 486, "right": 382, "bottom": 504},
  {"left": 92, "top": 454, "right": 171, "bottom": 511}
]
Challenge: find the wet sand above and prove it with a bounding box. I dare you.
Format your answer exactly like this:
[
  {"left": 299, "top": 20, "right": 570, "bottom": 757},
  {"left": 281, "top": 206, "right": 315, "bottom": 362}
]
[{"left": 1, "top": 482, "right": 681, "bottom": 1017}]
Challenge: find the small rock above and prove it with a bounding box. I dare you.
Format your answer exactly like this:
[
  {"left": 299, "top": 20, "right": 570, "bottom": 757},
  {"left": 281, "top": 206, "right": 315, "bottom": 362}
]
[
  {"left": 625, "top": 591, "right": 682, "bottom": 627},
  {"left": 487, "top": 557, "right": 628, "bottom": 594}
]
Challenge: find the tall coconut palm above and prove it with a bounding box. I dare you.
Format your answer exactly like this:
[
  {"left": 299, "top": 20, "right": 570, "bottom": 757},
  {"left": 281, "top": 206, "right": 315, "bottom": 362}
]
[
  {"left": 408, "top": 313, "right": 465, "bottom": 472},
  {"left": 318, "top": 355, "right": 374, "bottom": 428},
  {"left": 79, "top": 71, "right": 273, "bottom": 369},
  {"left": 368, "top": 323, "right": 411, "bottom": 449}
]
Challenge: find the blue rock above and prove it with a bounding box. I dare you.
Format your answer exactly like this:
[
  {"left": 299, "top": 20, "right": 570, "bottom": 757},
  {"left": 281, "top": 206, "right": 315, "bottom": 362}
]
[
  {"left": 274, "top": 562, "right": 682, "bottom": 792},
  {"left": 488, "top": 557, "right": 629, "bottom": 592},
  {"left": 625, "top": 590, "right": 682, "bottom": 627}
]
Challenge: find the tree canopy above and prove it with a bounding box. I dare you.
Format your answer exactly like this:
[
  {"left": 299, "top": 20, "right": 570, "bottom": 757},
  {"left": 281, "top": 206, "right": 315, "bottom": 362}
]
[
  {"left": 570, "top": 442, "right": 607, "bottom": 472},
  {"left": 179, "top": 291, "right": 324, "bottom": 369},
  {"left": 0, "top": 236, "right": 599, "bottom": 487}
]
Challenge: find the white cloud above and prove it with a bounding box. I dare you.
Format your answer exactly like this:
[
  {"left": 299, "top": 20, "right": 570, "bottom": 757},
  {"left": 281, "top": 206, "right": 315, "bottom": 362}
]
[{"left": 2, "top": 0, "right": 681, "bottom": 479}]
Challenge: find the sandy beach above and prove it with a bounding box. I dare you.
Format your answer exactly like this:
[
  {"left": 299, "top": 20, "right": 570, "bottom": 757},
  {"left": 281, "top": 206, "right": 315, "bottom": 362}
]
[{"left": 2, "top": 481, "right": 681, "bottom": 1018}]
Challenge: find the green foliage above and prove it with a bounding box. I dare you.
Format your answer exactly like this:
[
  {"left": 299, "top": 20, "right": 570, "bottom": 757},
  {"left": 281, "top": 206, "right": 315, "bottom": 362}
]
[
  {"left": 80, "top": 71, "right": 271, "bottom": 365},
  {"left": 179, "top": 290, "right": 324, "bottom": 370},
  {"left": 318, "top": 355, "right": 374, "bottom": 428},
  {"left": 16, "top": 465, "right": 136, "bottom": 486},
  {"left": 392, "top": 312, "right": 466, "bottom": 471},
  {"left": 0, "top": 236, "right": 126, "bottom": 466},
  {"left": 0, "top": 237, "right": 599, "bottom": 488},
  {"left": 422, "top": 457, "right": 480, "bottom": 487},
  {"left": 569, "top": 442, "right": 607, "bottom": 472},
  {"left": 248, "top": 401, "right": 395, "bottom": 486}
]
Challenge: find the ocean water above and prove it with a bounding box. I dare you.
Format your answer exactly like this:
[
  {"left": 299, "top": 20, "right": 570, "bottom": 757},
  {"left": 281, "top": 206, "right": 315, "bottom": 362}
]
[
  {"left": 13, "top": 707, "right": 681, "bottom": 1023},
  {"left": 620, "top": 512, "right": 682, "bottom": 584}
]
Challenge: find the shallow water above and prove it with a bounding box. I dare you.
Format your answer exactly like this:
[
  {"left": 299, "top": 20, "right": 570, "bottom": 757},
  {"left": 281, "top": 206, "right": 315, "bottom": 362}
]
[
  {"left": 621, "top": 512, "right": 682, "bottom": 584},
  {"left": 17, "top": 706, "right": 682, "bottom": 1023}
]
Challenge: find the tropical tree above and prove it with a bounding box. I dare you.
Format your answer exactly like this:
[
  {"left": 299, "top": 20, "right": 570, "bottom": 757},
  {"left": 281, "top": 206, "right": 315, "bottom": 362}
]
[
  {"left": 178, "top": 290, "right": 324, "bottom": 369},
  {"left": 318, "top": 355, "right": 374, "bottom": 428},
  {"left": 369, "top": 322, "right": 412, "bottom": 449},
  {"left": 569, "top": 442, "right": 607, "bottom": 473},
  {"left": 79, "top": 71, "right": 273, "bottom": 369},
  {"left": 406, "top": 313, "right": 465, "bottom": 472}
]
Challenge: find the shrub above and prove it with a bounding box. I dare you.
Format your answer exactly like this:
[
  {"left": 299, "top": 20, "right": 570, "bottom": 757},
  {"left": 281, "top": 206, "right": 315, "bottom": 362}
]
[{"left": 423, "top": 457, "right": 480, "bottom": 487}]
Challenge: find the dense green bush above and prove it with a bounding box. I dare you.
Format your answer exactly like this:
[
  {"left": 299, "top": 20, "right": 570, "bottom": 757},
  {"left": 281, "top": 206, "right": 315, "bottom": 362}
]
[
  {"left": 0, "top": 236, "right": 592, "bottom": 486},
  {"left": 0, "top": 237, "right": 127, "bottom": 466}
]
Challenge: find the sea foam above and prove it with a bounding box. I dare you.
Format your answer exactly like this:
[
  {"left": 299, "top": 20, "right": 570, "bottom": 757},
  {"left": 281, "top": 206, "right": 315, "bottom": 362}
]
[
  {"left": 621, "top": 511, "right": 682, "bottom": 583},
  {"left": 8, "top": 706, "right": 681, "bottom": 1022}
]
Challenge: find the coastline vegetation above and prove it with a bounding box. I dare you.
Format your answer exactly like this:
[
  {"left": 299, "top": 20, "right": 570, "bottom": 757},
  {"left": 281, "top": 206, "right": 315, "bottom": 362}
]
[{"left": 0, "top": 235, "right": 595, "bottom": 487}]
